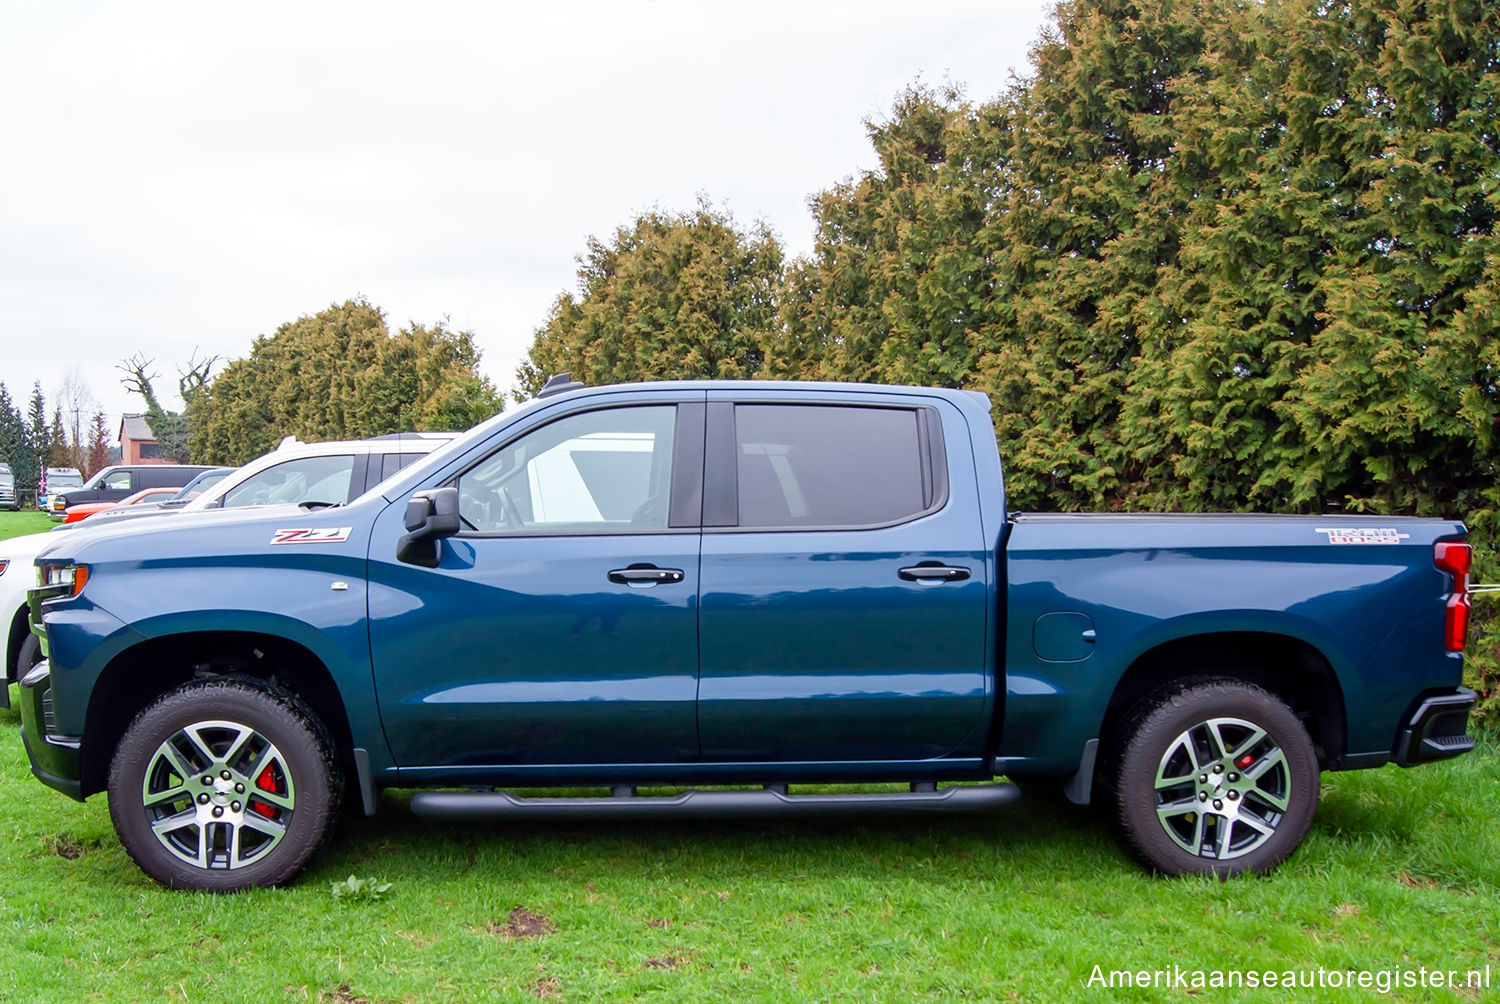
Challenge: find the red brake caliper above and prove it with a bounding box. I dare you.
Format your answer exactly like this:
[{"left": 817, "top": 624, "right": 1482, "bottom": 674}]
[
  {"left": 1237, "top": 754, "right": 1254, "bottom": 769},
  {"left": 251, "top": 764, "right": 281, "bottom": 818}
]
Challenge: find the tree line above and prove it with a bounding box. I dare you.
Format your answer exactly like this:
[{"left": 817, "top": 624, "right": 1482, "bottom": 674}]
[
  {"left": 3, "top": 300, "right": 504, "bottom": 489},
  {"left": 187, "top": 299, "right": 501, "bottom": 464},
  {"left": 0, "top": 381, "right": 114, "bottom": 496},
  {"left": 526, "top": 0, "right": 1497, "bottom": 531}
]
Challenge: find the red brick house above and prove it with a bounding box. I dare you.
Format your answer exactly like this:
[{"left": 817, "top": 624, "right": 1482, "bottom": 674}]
[{"left": 119, "top": 414, "right": 167, "bottom": 464}]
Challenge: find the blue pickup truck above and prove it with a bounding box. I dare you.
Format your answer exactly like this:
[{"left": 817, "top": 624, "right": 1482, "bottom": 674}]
[{"left": 19, "top": 378, "right": 1477, "bottom": 891}]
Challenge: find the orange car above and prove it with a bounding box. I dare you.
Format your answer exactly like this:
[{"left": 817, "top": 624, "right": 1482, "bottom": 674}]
[{"left": 62, "top": 486, "right": 182, "bottom": 523}]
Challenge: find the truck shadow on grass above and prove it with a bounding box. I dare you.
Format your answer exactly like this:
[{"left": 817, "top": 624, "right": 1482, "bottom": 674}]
[
  {"left": 314, "top": 784, "right": 1127, "bottom": 887},
  {"left": 304, "top": 750, "right": 1498, "bottom": 893}
]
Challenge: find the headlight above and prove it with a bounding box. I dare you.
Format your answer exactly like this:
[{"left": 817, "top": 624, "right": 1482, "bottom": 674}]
[{"left": 39, "top": 563, "right": 89, "bottom": 597}]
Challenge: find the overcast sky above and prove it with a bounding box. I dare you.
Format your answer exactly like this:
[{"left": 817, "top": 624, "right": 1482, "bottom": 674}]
[{"left": 1, "top": 0, "right": 1053, "bottom": 436}]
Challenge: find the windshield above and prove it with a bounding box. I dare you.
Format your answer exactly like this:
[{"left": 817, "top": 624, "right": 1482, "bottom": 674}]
[
  {"left": 171, "top": 469, "right": 233, "bottom": 501},
  {"left": 49, "top": 474, "right": 84, "bottom": 489},
  {"left": 207, "top": 454, "right": 356, "bottom": 510},
  {"left": 79, "top": 468, "right": 112, "bottom": 490}
]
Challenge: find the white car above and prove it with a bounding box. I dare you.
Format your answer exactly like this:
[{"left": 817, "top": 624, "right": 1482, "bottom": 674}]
[{"left": 0, "top": 433, "right": 455, "bottom": 703}]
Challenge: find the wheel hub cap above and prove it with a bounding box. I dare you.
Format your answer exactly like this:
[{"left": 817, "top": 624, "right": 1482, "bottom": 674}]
[
  {"left": 140, "top": 720, "right": 296, "bottom": 870},
  {"left": 1153, "top": 716, "right": 1291, "bottom": 861}
]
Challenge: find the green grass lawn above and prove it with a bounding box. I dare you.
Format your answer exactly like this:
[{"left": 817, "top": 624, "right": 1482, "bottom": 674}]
[
  {"left": 0, "top": 509, "right": 1495, "bottom": 1001},
  {"left": 0, "top": 509, "right": 54, "bottom": 542},
  {"left": 0, "top": 708, "right": 1494, "bottom": 1003}
]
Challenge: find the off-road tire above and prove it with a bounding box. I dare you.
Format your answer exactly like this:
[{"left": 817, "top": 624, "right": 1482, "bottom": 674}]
[
  {"left": 1106, "top": 678, "right": 1319, "bottom": 877},
  {"left": 107, "top": 677, "right": 339, "bottom": 891}
]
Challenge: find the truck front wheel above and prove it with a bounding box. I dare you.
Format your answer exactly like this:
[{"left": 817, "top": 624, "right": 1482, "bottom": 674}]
[
  {"left": 1108, "top": 679, "right": 1319, "bottom": 877},
  {"left": 107, "top": 677, "right": 339, "bottom": 891},
  {"left": 15, "top": 631, "right": 41, "bottom": 680}
]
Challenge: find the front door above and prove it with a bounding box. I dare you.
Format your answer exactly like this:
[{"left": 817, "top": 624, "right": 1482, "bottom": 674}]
[{"left": 368, "top": 401, "right": 704, "bottom": 767}]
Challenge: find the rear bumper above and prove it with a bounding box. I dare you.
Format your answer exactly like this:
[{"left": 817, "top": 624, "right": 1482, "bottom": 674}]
[
  {"left": 1394, "top": 687, "right": 1477, "bottom": 767},
  {"left": 19, "top": 661, "right": 84, "bottom": 800}
]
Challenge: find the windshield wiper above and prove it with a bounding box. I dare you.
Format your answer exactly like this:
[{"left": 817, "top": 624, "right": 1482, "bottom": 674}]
[{"left": 298, "top": 500, "right": 342, "bottom": 510}]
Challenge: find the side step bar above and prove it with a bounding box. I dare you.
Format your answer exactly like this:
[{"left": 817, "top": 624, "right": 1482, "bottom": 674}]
[{"left": 410, "top": 782, "right": 1020, "bottom": 822}]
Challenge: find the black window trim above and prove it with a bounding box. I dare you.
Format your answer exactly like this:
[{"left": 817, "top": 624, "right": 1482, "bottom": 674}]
[
  {"left": 349, "top": 453, "right": 372, "bottom": 501},
  {"left": 448, "top": 402, "right": 706, "bottom": 539},
  {"left": 703, "top": 401, "right": 951, "bottom": 534}
]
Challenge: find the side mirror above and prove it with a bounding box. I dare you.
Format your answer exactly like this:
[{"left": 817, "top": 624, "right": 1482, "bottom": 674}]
[{"left": 397, "top": 487, "right": 460, "bottom": 567}]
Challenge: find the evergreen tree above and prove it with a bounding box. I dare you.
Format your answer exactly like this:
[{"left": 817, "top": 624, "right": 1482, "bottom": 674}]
[
  {"left": 85, "top": 411, "right": 110, "bottom": 477},
  {"left": 0, "top": 383, "right": 16, "bottom": 466},
  {"left": 776, "top": 0, "right": 1499, "bottom": 531},
  {"left": 48, "top": 406, "right": 74, "bottom": 472},
  {"left": 191, "top": 300, "right": 502, "bottom": 464},
  {"left": 27, "top": 381, "right": 48, "bottom": 464},
  {"left": 0, "top": 383, "right": 35, "bottom": 500},
  {"left": 518, "top": 199, "right": 784, "bottom": 397},
  {"left": 770, "top": 85, "right": 989, "bottom": 390}
]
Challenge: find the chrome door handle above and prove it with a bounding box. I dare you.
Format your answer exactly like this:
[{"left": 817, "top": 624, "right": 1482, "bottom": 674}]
[
  {"left": 898, "top": 565, "right": 971, "bottom": 582},
  {"left": 608, "top": 566, "right": 684, "bottom": 585}
]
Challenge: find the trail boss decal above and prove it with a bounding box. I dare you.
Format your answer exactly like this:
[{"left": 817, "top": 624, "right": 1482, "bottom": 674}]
[
  {"left": 270, "top": 527, "right": 354, "bottom": 545},
  {"left": 1315, "top": 527, "right": 1411, "bottom": 545}
]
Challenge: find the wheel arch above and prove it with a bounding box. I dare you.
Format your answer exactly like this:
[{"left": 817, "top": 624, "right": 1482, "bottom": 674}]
[
  {"left": 6, "top": 600, "right": 29, "bottom": 682},
  {"left": 1098, "top": 631, "right": 1347, "bottom": 771},
  {"left": 79, "top": 630, "right": 357, "bottom": 798}
]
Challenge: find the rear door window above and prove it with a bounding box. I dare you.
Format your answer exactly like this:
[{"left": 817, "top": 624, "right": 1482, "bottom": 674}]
[{"left": 732, "top": 405, "right": 936, "bottom": 529}]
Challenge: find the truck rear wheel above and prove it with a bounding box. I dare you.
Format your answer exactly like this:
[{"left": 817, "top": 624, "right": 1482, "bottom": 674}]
[
  {"left": 107, "top": 677, "right": 339, "bottom": 891},
  {"left": 1108, "top": 679, "right": 1318, "bottom": 877}
]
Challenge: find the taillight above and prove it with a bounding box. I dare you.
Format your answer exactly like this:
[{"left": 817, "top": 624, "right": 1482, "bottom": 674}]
[{"left": 1434, "top": 542, "right": 1471, "bottom": 652}]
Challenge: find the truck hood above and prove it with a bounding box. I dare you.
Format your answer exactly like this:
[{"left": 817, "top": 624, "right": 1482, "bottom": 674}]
[{"left": 33, "top": 501, "right": 374, "bottom": 566}]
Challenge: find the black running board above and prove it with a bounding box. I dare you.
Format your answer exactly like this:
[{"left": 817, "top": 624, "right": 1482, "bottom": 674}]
[{"left": 409, "top": 782, "right": 1020, "bottom": 822}]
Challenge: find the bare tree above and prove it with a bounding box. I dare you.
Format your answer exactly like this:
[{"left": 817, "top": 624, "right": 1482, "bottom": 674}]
[
  {"left": 56, "top": 366, "right": 97, "bottom": 466},
  {"left": 118, "top": 351, "right": 217, "bottom": 463}
]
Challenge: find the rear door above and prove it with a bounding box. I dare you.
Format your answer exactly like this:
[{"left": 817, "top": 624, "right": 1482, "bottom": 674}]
[{"left": 697, "top": 391, "right": 991, "bottom": 763}]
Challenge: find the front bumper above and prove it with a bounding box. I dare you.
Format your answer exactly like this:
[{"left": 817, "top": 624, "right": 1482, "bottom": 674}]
[
  {"left": 1394, "top": 687, "right": 1477, "bottom": 767},
  {"left": 19, "top": 660, "right": 83, "bottom": 800},
  {"left": 21, "top": 579, "right": 85, "bottom": 799}
]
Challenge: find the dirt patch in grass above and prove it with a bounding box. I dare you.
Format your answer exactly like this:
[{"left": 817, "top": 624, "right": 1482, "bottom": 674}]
[
  {"left": 42, "top": 833, "right": 102, "bottom": 859},
  {"left": 643, "top": 952, "right": 696, "bottom": 971},
  {"left": 317, "top": 985, "right": 371, "bottom": 1004},
  {"left": 489, "top": 907, "right": 555, "bottom": 939},
  {"left": 531, "top": 976, "right": 563, "bottom": 999}
]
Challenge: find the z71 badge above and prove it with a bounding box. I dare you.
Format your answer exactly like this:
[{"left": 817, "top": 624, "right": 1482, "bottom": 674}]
[
  {"left": 1315, "top": 527, "right": 1410, "bottom": 545},
  {"left": 271, "top": 527, "right": 354, "bottom": 545}
]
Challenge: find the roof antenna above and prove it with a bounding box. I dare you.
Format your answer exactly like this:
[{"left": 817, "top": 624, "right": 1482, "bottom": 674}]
[{"left": 537, "top": 372, "right": 586, "bottom": 398}]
